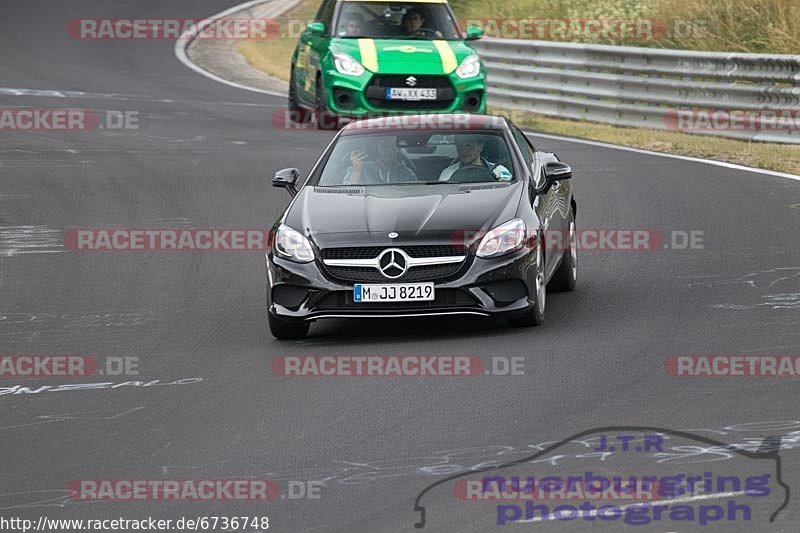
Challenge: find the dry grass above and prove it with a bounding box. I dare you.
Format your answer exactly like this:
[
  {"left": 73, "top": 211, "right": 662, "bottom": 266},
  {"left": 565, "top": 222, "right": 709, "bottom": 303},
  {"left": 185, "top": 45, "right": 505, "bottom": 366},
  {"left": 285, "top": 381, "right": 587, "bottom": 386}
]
[
  {"left": 655, "top": 0, "right": 800, "bottom": 53},
  {"left": 237, "top": 1, "right": 318, "bottom": 82},
  {"left": 449, "top": 0, "right": 800, "bottom": 53}
]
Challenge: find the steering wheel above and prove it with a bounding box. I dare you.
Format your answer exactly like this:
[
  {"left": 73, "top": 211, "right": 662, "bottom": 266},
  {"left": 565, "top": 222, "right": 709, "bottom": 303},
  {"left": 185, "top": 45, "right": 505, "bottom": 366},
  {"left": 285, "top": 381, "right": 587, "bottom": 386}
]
[
  {"left": 449, "top": 165, "right": 496, "bottom": 183},
  {"left": 411, "top": 28, "right": 439, "bottom": 37}
]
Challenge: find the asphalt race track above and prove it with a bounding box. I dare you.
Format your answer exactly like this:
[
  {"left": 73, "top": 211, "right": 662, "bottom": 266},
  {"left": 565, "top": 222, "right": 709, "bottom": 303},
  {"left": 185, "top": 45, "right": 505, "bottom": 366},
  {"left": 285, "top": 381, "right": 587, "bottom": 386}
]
[{"left": 1, "top": 1, "right": 799, "bottom": 531}]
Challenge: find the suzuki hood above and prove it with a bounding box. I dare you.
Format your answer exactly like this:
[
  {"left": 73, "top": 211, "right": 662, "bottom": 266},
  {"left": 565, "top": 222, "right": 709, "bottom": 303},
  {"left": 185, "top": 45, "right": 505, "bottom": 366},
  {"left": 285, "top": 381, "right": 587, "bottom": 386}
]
[{"left": 331, "top": 38, "right": 474, "bottom": 75}]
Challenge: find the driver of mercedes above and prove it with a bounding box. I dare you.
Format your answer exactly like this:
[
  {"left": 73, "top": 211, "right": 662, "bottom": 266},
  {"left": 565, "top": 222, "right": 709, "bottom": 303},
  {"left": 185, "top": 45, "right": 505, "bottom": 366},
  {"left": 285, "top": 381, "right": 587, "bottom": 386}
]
[{"left": 438, "top": 134, "right": 512, "bottom": 181}]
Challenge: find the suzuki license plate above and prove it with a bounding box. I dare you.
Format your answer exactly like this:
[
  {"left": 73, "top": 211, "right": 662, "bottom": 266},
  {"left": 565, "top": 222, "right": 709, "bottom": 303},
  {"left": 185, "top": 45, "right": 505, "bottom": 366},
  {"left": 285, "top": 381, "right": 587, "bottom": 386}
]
[{"left": 385, "top": 88, "right": 437, "bottom": 101}]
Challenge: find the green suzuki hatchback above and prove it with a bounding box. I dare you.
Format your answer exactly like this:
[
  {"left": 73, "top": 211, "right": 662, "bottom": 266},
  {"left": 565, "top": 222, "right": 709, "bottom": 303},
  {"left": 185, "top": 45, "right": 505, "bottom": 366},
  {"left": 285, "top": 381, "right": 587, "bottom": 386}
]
[{"left": 289, "top": 0, "right": 486, "bottom": 125}]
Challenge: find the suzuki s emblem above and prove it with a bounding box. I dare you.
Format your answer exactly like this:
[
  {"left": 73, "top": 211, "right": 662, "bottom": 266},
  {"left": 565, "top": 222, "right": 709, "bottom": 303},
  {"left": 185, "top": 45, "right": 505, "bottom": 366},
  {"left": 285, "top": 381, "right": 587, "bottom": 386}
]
[
  {"left": 388, "top": 232, "right": 399, "bottom": 239},
  {"left": 405, "top": 76, "right": 418, "bottom": 87},
  {"left": 378, "top": 248, "right": 408, "bottom": 279}
]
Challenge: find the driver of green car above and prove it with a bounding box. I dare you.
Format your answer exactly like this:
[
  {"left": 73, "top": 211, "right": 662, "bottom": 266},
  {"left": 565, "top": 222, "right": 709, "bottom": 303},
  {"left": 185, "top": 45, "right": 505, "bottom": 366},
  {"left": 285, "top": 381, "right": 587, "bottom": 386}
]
[
  {"left": 401, "top": 8, "right": 443, "bottom": 38},
  {"left": 438, "top": 135, "right": 512, "bottom": 181}
]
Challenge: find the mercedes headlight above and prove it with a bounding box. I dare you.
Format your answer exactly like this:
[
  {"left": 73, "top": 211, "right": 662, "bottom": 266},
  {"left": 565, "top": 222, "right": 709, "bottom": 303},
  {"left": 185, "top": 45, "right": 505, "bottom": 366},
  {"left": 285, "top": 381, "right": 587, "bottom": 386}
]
[
  {"left": 274, "top": 224, "right": 315, "bottom": 263},
  {"left": 476, "top": 219, "right": 528, "bottom": 258}
]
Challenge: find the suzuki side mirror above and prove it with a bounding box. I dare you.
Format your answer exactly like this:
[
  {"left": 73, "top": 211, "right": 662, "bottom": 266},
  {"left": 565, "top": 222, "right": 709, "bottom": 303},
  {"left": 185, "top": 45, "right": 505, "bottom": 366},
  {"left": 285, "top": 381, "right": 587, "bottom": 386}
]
[
  {"left": 465, "top": 26, "right": 484, "bottom": 40},
  {"left": 306, "top": 21, "right": 325, "bottom": 36}
]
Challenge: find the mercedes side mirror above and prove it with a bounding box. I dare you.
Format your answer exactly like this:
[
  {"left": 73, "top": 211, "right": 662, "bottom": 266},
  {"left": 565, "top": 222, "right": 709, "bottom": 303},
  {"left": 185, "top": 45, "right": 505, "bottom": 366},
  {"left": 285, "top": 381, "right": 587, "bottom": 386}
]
[
  {"left": 544, "top": 162, "right": 572, "bottom": 181},
  {"left": 272, "top": 168, "right": 299, "bottom": 196},
  {"left": 534, "top": 162, "right": 572, "bottom": 195}
]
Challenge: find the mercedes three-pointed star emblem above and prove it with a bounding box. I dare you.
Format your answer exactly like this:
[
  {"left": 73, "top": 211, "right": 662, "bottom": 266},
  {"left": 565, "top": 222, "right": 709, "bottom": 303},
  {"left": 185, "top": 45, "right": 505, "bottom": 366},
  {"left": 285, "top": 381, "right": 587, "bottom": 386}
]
[{"left": 378, "top": 248, "right": 408, "bottom": 279}]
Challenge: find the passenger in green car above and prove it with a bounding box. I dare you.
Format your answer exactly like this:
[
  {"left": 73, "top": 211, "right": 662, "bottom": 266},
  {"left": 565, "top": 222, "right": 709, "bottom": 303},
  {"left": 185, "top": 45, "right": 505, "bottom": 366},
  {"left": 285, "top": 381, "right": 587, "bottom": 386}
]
[{"left": 340, "top": 13, "right": 366, "bottom": 37}]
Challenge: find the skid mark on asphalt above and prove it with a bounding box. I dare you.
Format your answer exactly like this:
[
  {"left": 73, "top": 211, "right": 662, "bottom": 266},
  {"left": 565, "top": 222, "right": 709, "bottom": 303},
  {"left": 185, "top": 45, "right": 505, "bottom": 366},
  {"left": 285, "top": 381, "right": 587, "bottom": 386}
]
[
  {"left": 0, "top": 87, "right": 140, "bottom": 99},
  {"left": 4, "top": 425, "right": 795, "bottom": 511},
  {"left": 0, "top": 406, "right": 145, "bottom": 431},
  {"left": 144, "top": 216, "right": 193, "bottom": 227},
  {"left": 150, "top": 422, "right": 800, "bottom": 488},
  {"left": 0, "top": 490, "right": 80, "bottom": 511},
  {"left": 680, "top": 268, "right": 800, "bottom": 310},
  {"left": 0, "top": 225, "right": 65, "bottom": 256},
  {"left": 713, "top": 293, "right": 800, "bottom": 310},
  {"left": 0, "top": 377, "right": 203, "bottom": 398},
  {"left": 680, "top": 267, "right": 800, "bottom": 289},
  {"left": 0, "top": 312, "right": 159, "bottom": 329},
  {"left": 0, "top": 87, "right": 281, "bottom": 109},
  {"left": 0, "top": 159, "right": 88, "bottom": 168}
]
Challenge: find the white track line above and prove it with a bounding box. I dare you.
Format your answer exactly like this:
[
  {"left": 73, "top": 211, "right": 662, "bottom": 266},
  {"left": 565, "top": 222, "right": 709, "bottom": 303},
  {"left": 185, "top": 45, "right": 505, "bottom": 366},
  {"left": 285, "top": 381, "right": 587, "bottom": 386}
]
[
  {"left": 524, "top": 131, "right": 800, "bottom": 182},
  {"left": 173, "top": 0, "right": 800, "bottom": 183},
  {"left": 173, "top": 0, "right": 287, "bottom": 98},
  {"left": 516, "top": 490, "right": 748, "bottom": 523}
]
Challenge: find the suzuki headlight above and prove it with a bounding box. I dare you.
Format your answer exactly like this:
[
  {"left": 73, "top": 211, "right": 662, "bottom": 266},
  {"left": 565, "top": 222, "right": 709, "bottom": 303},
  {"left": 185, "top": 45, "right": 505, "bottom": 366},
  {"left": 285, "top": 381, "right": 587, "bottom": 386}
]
[
  {"left": 476, "top": 219, "right": 528, "bottom": 258},
  {"left": 334, "top": 52, "right": 365, "bottom": 76},
  {"left": 455, "top": 54, "right": 481, "bottom": 79},
  {"left": 275, "top": 224, "right": 315, "bottom": 263}
]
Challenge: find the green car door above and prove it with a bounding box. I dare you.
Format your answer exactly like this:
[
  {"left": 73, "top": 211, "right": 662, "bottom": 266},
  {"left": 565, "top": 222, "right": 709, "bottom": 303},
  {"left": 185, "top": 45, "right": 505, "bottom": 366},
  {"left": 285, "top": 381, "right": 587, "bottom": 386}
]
[{"left": 294, "top": 0, "right": 335, "bottom": 107}]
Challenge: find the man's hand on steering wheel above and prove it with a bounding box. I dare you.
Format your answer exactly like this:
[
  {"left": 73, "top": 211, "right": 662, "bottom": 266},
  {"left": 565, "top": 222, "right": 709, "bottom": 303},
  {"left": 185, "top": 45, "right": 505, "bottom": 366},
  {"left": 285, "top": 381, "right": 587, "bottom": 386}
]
[
  {"left": 449, "top": 165, "right": 497, "bottom": 183},
  {"left": 411, "top": 28, "right": 441, "bottom": 38}
]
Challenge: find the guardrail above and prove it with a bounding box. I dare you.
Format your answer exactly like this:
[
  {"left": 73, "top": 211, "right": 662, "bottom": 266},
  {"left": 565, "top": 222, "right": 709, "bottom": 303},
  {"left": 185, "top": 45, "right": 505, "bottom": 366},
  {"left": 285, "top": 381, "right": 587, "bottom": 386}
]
[{"left": 472, "top": 38, "right": 800, "bottom": 143}]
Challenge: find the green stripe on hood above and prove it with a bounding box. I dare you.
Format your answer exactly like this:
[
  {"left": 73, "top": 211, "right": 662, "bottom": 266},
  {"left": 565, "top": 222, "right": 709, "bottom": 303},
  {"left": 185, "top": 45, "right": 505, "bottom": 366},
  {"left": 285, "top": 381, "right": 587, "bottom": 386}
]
[{"left": 332, "top": 38, "right": 472, "bottom": 75}]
